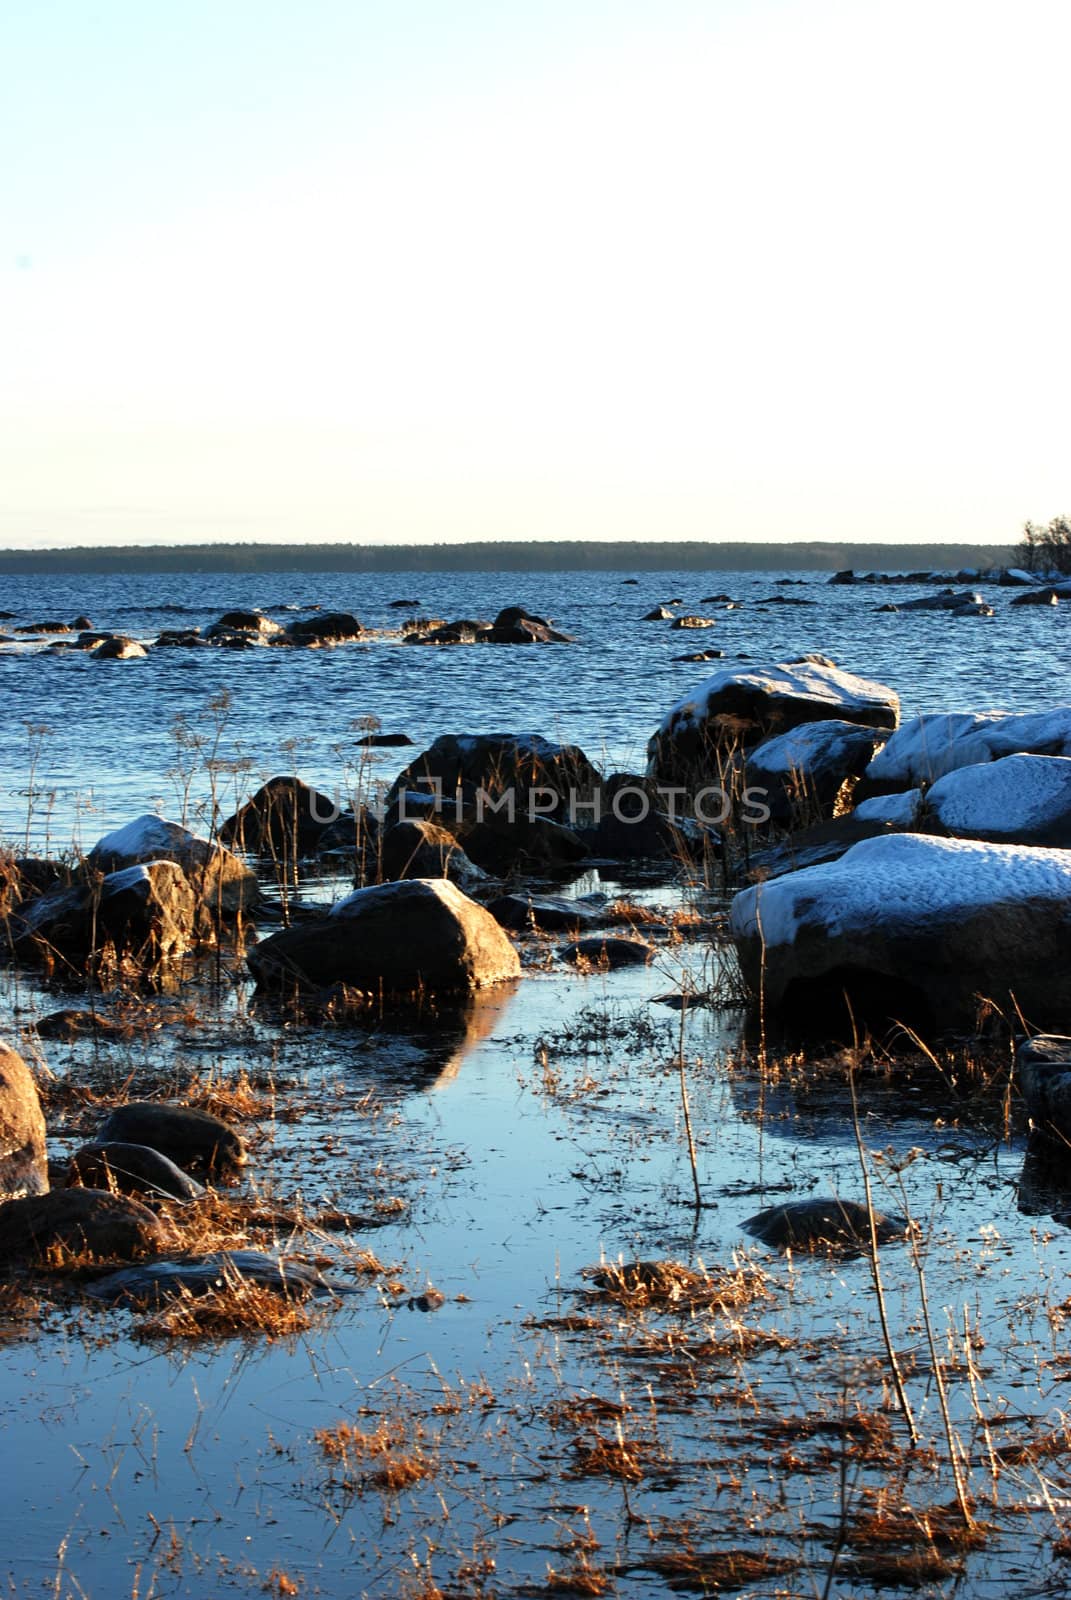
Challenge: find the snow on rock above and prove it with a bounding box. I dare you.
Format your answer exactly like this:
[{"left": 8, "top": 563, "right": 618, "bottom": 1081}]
[
  {"left": 730, "top": 832, "right": 1071, "bottom": 1029},
  {"left": 853, "top": 789, "right": 922, "bottom": 825},
  {"left": 89, "top": 813, "right": 258, "bottom": 918},
  {"left": 744, "top": 719, "right": 888, "bottom": 823},
  {"left": 647, "top": 659, "right": 899, "bottom": 783},
  {"left": 927, "top": 755, "right": 1071, "bottom": 845},
  {"left": 865, "top": 709, "right": 1071, "bottom": 789}
]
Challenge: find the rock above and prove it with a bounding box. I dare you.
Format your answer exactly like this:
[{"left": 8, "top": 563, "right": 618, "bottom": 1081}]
[
  {"left": 354, "top": 731, "right": 414, "bottom": 747},
  {"left": 828, "top": 570, "right": 856, "bottom": 585},
  {"left": 669, "top": 615, "right": 715, "bottom": 629},
  {"left": 673, "top": 649, "right": 725, "bottom": 663},
  {"left": 97, "top": 1102, "right": 248, "bottom": 1176},
  {"left": 71, "top": 616, "right": 93, "bottom": 630},
  {"left": 154, "top": 629, "right": 205, "bottom": 647},
  {"left": 0, "top": 856, "right": 68, "bottom": 914},
  {"left": 0, "top": 1189, "right": 168, "bottom": 1263},
  {"left": 648, "top": 659, "right": 899, "bottom": 784},
  {"left": 700, "top": 593, "right": 735, "bottom": 604},
  {"left": 35, "top": 1009, "right": 119, "bottom": 1040},
  {"left": 219, "top": 777, "right": 338, "bottom": 858},
  {"left": 865, "top": 708, "right": 1071, "bottom": 790},
  {"left": 387, "top": 733, "right": 601, "bottom": 823},
  {"left": 731, "top": 833, "right": 1071, "bottom": 1031},
  {"left": 404, "top": 618, "right": 490, "bottom": 645},
  {"left": 852, "top": 789, "right": 923, "bottom": 826},
  {"left": 586, "top": 774, "right": 716, "bottom": 862},
  {"left": 756, "top": 595, "right": 817, "bottom": 606},
  {"left": 67, "top": 1142, "right": 205, "bottom": 1201},
  {"left": 1017, "top": 1036, "right": 1071, "bottom": 1146},
  {"left": 91, "top": 636, "right": 148, "bottom": 660},
  {"left": 1010, "top": 588, "right": 1059, "bottom": 606},
  {"left": 379, "top": 820, "right": 489, "bottom": 891},
  {"left": 742, "top": 1197, "right": 909, "bottom": 1251},
  {"left": 744, "top": 720, "right": 889, "bottom": 824},
  {"left": 897, "top": 589, "right": 990, "bottom": 613},
  {"left": 389, "top": 598, "right": 422, "bottom": 608},
  {"left": 642, "top": 606, "right": 676, "bottom": 621},
  {"left": 0, "top": 1042, "right": 48, "bottom": 1201},
  {"left": 927, "top": 755, "right": 1071, "bottom": 846},
  {"left": 285, "top": 611, "right": 363, "bottom": 645},
  {"left": 460, "top": 813, "right": 590, "bottom": 874},
  {"left": 484, "top": 605, "right": 573, "bottom": 644},
  {"left": 747, "top": 817, "right": 899, "bottom": 882},
  {"left": 85, "top": 1250, "right": 350, "bottom": 1303},
  {"left": 89, "top": 813, "right": 259, "bottom": 921},
  {"left": 489, "top": 894, "right": 603, "bottom": 933},
  {"left": 208, "top": 610, "right": 284, "bottom": 637},
  {"left": 560, "top": 936, "right": 654, "bottom": 968},
  {"left": 247, "top": 878, "right": 521, "bottom": 996},
  {"left": 14, "top": 861, "right": 198, "bottom": 968}
]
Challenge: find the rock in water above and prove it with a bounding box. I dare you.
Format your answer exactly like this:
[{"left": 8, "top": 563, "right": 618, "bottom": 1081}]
[
  {"left": 927, "top": 755, "right": 1071, "bottom": 847},
  {"left": 219, "top": 776, "right": 339, "bottom": 857},
  {"left": 14, "top": 862, "right": 198, "bottom": 968},
  {"left": 247, "top": 878, "right": 521, "bottom": 996},
  {"left": 730, "top": 833, "right": 1071, "bottom": 1032},
  {"left": 743, "top": 1197, "right": 909, "bottom": 1251},
  {"left": 0, "top": 1189, "right": 168, "bottom": 1263},
  {"left": 67, "top": 1142, "right": 204, "bottom": 1201},
  {"left": 1017, "top": 1036, "right": 1071, "bottom": 1146},
  {"left": 88, "top": 813, "right": 258, "bottom": 921},
  {"left": 95, "top": 1103, "right": 248, "bottom": 1176},
  {"left": 85, "top": 1250, "right": 350, "bottom": 1303},
  {"left": 0, "top": 1041, "right": 48, "bottom": 1200},
  {"left": 864, "top": 707, "right": 1071, "bottom": 790},
  {"left": 745, "top": 719, "right": 889, "bottom": 824}
]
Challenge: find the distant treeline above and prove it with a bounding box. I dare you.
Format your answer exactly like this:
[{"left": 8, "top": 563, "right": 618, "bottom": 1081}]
[{"left": 0, "top": 540, "right": 1016, "bottom": 574}]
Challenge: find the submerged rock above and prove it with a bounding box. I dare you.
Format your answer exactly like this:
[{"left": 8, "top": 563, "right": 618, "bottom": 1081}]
[
  {"left": 743, "top": 1197, "right": 909, "bottom": 1251},
  {"left": 0, "top": 1042, "right": 48, "bottom": 1201},
  {"left": 0, "top": 1188, "right": 168, "bottom": 1263},
  {"left": 731, "top": 833, "right": 1071, "bottom": 1031},
  {"left": 67, "top": 1142, "right": 205, "bottom": 1201},
  {"left": 84, "top": 1250, "right": 350, "bottom": 1303},
  {"left": 96, "top": 1103, "right": 248, "bottom": 1177},
  {"left": 648, "top": 658, "right": 899, "bottom": 784},
  {"left": 559, "top": 935, "right": 654, "bottom": 968},
  {"left": 247, "top": 878, "right": 521, "bottom": 996}
]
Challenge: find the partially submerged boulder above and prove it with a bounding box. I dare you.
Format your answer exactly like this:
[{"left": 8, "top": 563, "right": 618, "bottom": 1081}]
[
  {"left": 648, "top": 659, "right": 899, "bottom": 785},
  {"left": 745, "top": 719, "right": 889, "bottom": 823},
  {"left": 927, "top": 755, "right": 1071, "bottom": 846},
  {"left": 0, "top": 1042, "right": 48, "bottom": 1200},
  {"left": 91, "top": 636, "right": 148, "bottom": 660},
  {"left": 743, "top": 1197, "right": 909, "bottom": 1252},
  {"left": 731, "top": 833, "right": 1071, "bottom": 1031},
  {"left": 219, "top": 777, "right": 339, "bottom": 858},
  {"left": 379, "top": 820, "right": 489, "bottom": 891},
  {"left": 460, "top": 813, "right": 590, "bottom": 875},
  {"left": 864, "top": 708, "right": 1071, "bottom": 791},
  {"left": 95, "top": 1102, "right": 248, "bottom": 1177},
  {"left": 89, "top": 814, "right": 258, "bottom": 920},
  {"left": 285, "top": 612, "right": 363, "bottom": 645},
  {"left": 1017, "top": 1036, "right": 1071, "bottom": 1146},
  {"left": 86, "top": 1250, "right": 348, "bottom": 1304},
  {"left": 0, "top": 1188, "right": 168, "bottom": 1264},
  {"left": 247, "top": 878, "right": 521, "bottom": 996},
  {"left": 484, "top": 606, "right": 573, "bottom": 644},
  {"left": 560, "top": 935, "right": 654, "bottom": 968},
  {"left": 67, "top": 1142, "right": 205, "bottom": 1201},
  {"left": 387, "top": 733, "right": 600, "bottom": 822},
  {"left": 489, "top": 893, "right": 603, "bottom": 933},
  {"left": 14, "top": 861, "right": 198, "bottom": 969}
]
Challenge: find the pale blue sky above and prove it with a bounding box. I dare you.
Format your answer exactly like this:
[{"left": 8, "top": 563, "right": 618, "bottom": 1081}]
[{"left": 1, "top": 0, "right": 1068, "bottom": 547}]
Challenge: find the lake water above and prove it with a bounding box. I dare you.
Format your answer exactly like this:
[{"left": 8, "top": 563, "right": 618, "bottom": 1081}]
[{"left": 2, "top": 567, "right": 1071, "bottom": 1598}]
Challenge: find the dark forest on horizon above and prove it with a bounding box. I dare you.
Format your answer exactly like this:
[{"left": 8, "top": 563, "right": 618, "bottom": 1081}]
[{"left": 0, "top": 540, "right": 1016, "bottom": 574}]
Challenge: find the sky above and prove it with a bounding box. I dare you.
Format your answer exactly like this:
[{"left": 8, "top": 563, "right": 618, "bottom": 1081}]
[{"left": 1, "top": 0, "right": 1068, "bottom": 549}]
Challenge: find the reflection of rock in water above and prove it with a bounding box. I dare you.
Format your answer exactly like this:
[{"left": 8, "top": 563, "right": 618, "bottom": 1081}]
[
  {"left": 406, "top": 990, "right": 516, "bottom": 1088},
  {"left": 728, "top": 1054, "right": 945, "bottom": 1149},
  {"left": 1016, "top": 1138, "right": 1071, "bottom": 1221}
]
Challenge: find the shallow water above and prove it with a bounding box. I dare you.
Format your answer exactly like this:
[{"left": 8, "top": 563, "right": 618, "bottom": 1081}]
[{"left": 3, "top": 568, "right": 1071, "bottom": 1596}]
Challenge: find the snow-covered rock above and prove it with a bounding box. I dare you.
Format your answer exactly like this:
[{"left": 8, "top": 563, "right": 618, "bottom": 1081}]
[
  {"left": 647, "top": 659, "right": 899, "bottom": 784},
  {"left": 730, "top": 833, "right": 1071, "bottom": 1030},
  {"left": 927, "top": 755, "right": 1071, "bottom": 846},
  {"left": 744, "top": 719, "right": 888, "bottom": 822},
  {"left": 89, "top": 813, "right": 258, "bottom": 919},
  {"left": 853, "top": 789, "right": 923, "bottom": 826},
  {"left": 865, "top": 708, "right": 1071, "bottom": 789},
  {"left": 15, "top": 860, "right": 198, "bottom": 969}
]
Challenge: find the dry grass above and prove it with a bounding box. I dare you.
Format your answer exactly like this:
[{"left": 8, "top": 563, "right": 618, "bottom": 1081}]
[
  {"left": 582, "top": 1255, "right": 772, "bottom": 1316},
  {"left": 565, "top": 1430, "right": 661, "bottom": 1483},
  {"left": 136, "top": 1272, "right": 319, "bottom": 1342},
  {"left": 314, "top": 1417, "right": 437, "bottom": 1493}
]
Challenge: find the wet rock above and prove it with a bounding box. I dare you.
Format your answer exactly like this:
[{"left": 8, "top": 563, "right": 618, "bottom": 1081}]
[
  {"left": 559, "top": 935, "right": 654, "bottom": 968},
  {"left": 85, "top": 1249, "right": 351, "bottom": 1303},
  {"left": 389, "top": 598, "right": 422, "bottom": 608},
  {"left": 0, "top": 1188, "right": 168, "bottom": 1263},
  {"left": 927, "top": 754, "right": 1071, "bottom": 846},
  {"left": 489, "top": 894, "right": 603, "bottom": 933},
  {"left": 387, "top": 733, "right": 600, "bottom": 823},
  {"left": 14, "top": 861, "right": 198, "bottom": 968},
  {"left": 742, "top": 1197, "right": 909, "bottom": 1251},
  {"left": 0, "top": 1042, "right": 48, "bottom": 1201},
  {"left": 403, "top": 618, "right": 490, "bottom": 645},
  {"left": 380, "top": 820, "right": 489, "bottom": 891},
  {"left": 247, "top": 878, "right": 521, "bottom": 996},
  {"left": 642, "top": 606, "right": 676, "bottom": 621},
  {"left": 744, "top": 720, "right": 889, "bottom": 824},
  {"left": 828, "top": 570, "right": 856, "bottom": 585},
  {"left": 71, "top": 616, "right": 94, "bottom": 631},
  {"left": 154, "top": 629, "right": 205, "bottom": 647},
  {"left": 67, "top": 1142, "right": 205, "bottom": 1201},
  {"left": 586, "top": 774, "right": 716, "bottom": 862},
  {"left": 746, "top": 817, "right": 902, "bottom": 881},
  {"left": 219, "top": 777, "right": 338, "bottom": 858},
  {"left": 670, "top": 615, "right": 715, "bottom": 630},
  {"left": 1010, "top": 588, "right": 1059, "bottom": 606},
  {"left": 208, "top": 610, "right": 284, "bottom": 637},
  {"left": 1017, "top": 1036, "right": 1071, "bottom": 1146},
  {"left": 89, "top": 813, "right": 259, "bottom": 921},
  {"left": 96, "top": 1103, "right": 248, "bottom": 1177},
  {"left": 648, "top": 658, "right": 899, "bottom": 785},
  {"left": 731, "top": 833, "right": 1071, "bottom": 1031},
  {"left": 35, "top": 1009, "right": 119, "bottom": 1040},
  {"left": 673, "top": 649, "right": 725, "bottom": 663},
  {"left": 354, "top": 731, "right": 414, "bottom": 747},
  {"left": 460, "top": 813, "right": 590, "bottom": 874},
  {"left": 91, "top": 636, "right": 148, "bottom": 660},
  {"left": 485, "top": 605, "right": 573, "bottom": 644},
  {"left": 897, "top": 589, "right": 991, "bottom": 614},
  {"left": 285, "top": 611, "right": 363, "bottom": 645},
  {"left": 756, "top": 595, "right": 818, "bottom": 606},
  {"left": 0, "top": 856, "right": 68, "bottom": 914}
]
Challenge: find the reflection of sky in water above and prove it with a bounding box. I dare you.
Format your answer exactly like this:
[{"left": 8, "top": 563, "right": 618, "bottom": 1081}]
[{"left": 1, "top": 567, "right": 1065, "bottom": 847}]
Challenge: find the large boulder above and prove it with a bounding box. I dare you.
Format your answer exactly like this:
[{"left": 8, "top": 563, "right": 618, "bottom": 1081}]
[
  {"left": 484, "top": 606, "right": 573, "bottom": 644},
  {"left": 896, "top": 589, "right": 991, "bottom": 614},
  {"left": 247, "top": 878, "right": 521, "bottom": 996},
  {"left": 386, "top": 733, "right": 600, "bottom": 823},
  {"left": 459, "top": 813, "right": 590, "bottom": 875},
  {"left": 89, "top": 814, "right": 258, "bottom": 920},
  {"left": 0, "top": 1042, "right": 48, "bottom": 1200},
  {"left": 91, "top": 635, "right": 149, "bottom": 660},
  {"left": 0, "top": 1189, "right": 168, "bottom": 1264},
  {"left": 285, "top": 612, "right": 363, "bottom": 645},
  {"left": 647, "top": 659, "right": 899, "bottom": 785},
  {"left": 864, "top": 708, "right": 1071, "bottom": 791},
  {"left": 207, "top": 610, "right": 285, "bottom": 639},
  {"left": 927, "top": 755, "right": 1071, "bottom": 846},
  {"left": 14, "top": 861, "right": 198, "bottom": 969},
  {"left": 730, "top": 833, "right": 1071, "bottom": 1031},
  {"left": 219, "top": 777, "right": 339, "bottom": 858},
  {"left": 744, "top": 720, "right": 889, "bottom": 824},
  {"left": 66, "top": 1142, "right": 204, "bottom": 1201},
  {"left": 96, "top": 1102, "right": 248, "bottom": 1177}
]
